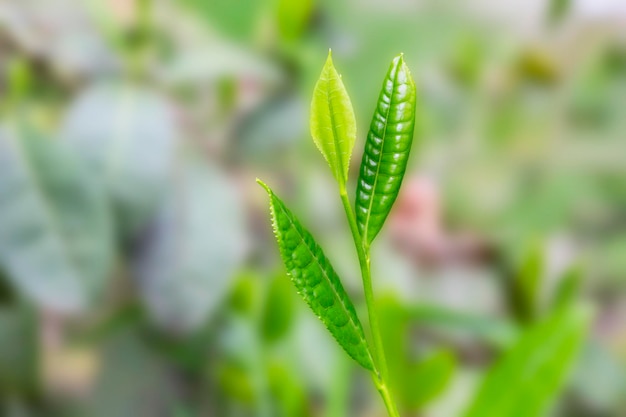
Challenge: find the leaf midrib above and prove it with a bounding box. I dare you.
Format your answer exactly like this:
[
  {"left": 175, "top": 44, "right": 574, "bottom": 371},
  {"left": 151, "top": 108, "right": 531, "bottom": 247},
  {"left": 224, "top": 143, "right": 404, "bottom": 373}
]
[
  {"left": 362, "top": 61, "right": 402, "bottom": 243},
  {"left": 324, "top": 71, "right": 347, "bottom": 184}
]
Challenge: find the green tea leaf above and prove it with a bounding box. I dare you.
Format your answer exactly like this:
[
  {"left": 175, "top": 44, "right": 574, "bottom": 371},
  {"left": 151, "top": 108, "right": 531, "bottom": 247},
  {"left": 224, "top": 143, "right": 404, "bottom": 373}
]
[
  {"left": 464, "top": 306, "right": 591, "bottom": 417},
  {"left": 0, "top": 123, "right": 113, "bottom": 311},
  {"left": 310, "top": 51, "right": 357, "bottom": 186},
  {"left": 257, "top": 179, "right": 374, "bottom": 371},
  {"left": 355, "top": 54, "right": 417, "bottom": 245}
]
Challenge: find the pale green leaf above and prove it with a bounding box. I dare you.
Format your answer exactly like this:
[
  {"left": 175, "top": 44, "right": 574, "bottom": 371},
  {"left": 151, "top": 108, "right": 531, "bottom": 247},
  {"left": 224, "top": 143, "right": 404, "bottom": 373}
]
[
  {"left": 310, "top": 51, "right": 357, "bottom": 186},
  {"left": 464, "top": 306, "right": 591, "bottom": 417}
]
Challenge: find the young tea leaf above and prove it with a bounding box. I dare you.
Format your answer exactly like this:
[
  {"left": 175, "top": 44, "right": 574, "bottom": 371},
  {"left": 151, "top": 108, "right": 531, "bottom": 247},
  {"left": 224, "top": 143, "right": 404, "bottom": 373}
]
[
  {"left": 257, "top": 179, "right": 374, "bottom": 371},
  {"left": 355, "top": 54, "right": 417, "bottom": 245},
  {"left": 310, "top": 51, "right": 357, "bottom": 186},
  {"left": 464, "top": 306, "right": 591, "bottom": 417}
]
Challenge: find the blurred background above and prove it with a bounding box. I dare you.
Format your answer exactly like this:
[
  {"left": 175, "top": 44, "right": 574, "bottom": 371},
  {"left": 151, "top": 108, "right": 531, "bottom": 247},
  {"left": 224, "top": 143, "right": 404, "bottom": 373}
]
[{"left": 0, "top": 0, "right": 625, "bottom": 416}]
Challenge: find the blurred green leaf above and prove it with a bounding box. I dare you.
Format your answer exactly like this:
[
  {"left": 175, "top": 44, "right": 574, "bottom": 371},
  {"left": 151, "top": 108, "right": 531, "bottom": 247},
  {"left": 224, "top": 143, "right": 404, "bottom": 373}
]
[
  {"left": 235, "top": 94, "right": 306, "bottom": 164},
  {"left": 379, "top": 296, "right": 457, "bottom": 412},
  {"left": 87, "top": 330, "right": 178, "bottom": 417},
  {"left": 132, "top": 159, "right": 247, "bottom": 333},
  {"left": 0, "top": 305, "right": 38, "bottom": 394},
  {"left": 62, "top": 83, "right": 177, "bottom": 237},
  {"left": 570, "top": 342, "right": 626, "bottom": 413},
  {"left": 516, "top": 48, "right": 561, "bottom": 85},
  {"left": 257, "top": 179, "right": 374, "bottom": 371},
  {"left": 547, "top": 0, "right": 571, "bottom": 25},
  {"left": 182, "top": 0, "right": 264, "bottom": 42},
  {"left": 0, "top": 123, "right": 113, "bottom": 311},
  {"left": 464, "top": 306, "right": 591, "bottom": 417},
  {"left": 261, "top": 274, "right": 294, "bottom": 343},
  {"left": 267, "top": 361, "right": 310, "bottom": 417},
  {"left": 277, "top": 0, "right": 313, "bottom": 42},
  {"left": 229, "top": 271, "right": 264, "bottom": 316},
  {"left": 408, "top": 304, "right": 518, "bottom": 349},
  {"left": 217, "top": 362, "right": 256, "bottom": 405},
  {"left": 551, "top": 263, "right": 582, "bottom": 312},
  {"left": 511, "top": 243, "right": 544, "bottom": 323},
  {"left": 406, "top": 350, "right": 456, "bottom": 409},
  {"left": 310, "top": 52, "right": 356, "bottom": 187}
]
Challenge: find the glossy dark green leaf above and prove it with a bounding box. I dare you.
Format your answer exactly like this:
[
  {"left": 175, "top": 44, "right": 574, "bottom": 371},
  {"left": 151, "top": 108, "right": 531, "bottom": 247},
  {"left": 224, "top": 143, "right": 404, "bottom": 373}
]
[
  {"left": 0, "top": 123, "right": 113, "bottom": 311},
  {"left": 257, "top": 179, "right": 374, "bottom": 371},
  {"left": 355, "top": 54, "right": 417, "bottom": 245},
  {"left": 464, "top": 306, "right": 591, "bottom": 417},
  {"left": 310, "top": 51, "right": 357, "bottom": 186}
]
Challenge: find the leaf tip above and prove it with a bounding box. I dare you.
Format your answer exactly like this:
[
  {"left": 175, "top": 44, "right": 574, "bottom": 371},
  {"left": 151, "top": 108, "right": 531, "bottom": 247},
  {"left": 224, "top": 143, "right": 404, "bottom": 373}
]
[
  {"left": 324, "top": 49, "right": 334, "bottom": 68},
  {"left": 256, "top": 178, "right": 272, "bottom": 195}
]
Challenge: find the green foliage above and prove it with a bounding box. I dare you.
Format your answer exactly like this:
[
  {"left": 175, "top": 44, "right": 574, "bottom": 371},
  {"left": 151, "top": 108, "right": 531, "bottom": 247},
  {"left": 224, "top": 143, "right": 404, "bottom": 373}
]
[
  {"left": 551, "top": 264, "right": 582, "bottom": 312},
  {"left": 379, "top": 296, "right": 456, "bottom": 412},
  {"left": 132, "top": 159, "right": 246, "bottom": 333},
  {"left": 257, "top": 179, "right": 374, "bottom": 371},
  {"left": 355, "top": 54, "right": 417, "bottom": 245},
  {"left": 407, "top": 350, "right": 456, "bottom": 409},
  {"left": 261, "top": 274, "right": 295, "bottom": 343},
  {"left": 407, "top": 304, "right": 518, "bottom": 349},
  {"left": 62, "top": 83, "right": 177, "bottom": 237},
  {"left": 547, "top": 0, "right": 571, "bottom": 25},
  {"left": 259, "top": 54, "right": 422, "bottom": 416},
  {"left": 276, "top": 0, "right": 313, "bottom": 42},
  {"left": 0, "top": 305, "right": 38, "bottom": 394},
  {"left": 464, "top": 305, "right": 591, "bottom": 417},
  {"left": 511, "top": 243, "right": 544, "bottom": 323},
  {"left": 0, "top": 123, "right": 113, "bottom": 311},
  {"left": 310, "top": 51, "right": 357, "bottom": 187}
]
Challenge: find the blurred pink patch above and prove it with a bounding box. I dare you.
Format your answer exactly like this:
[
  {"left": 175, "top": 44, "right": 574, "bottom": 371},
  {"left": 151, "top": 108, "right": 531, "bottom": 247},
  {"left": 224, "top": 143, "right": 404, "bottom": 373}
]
[{"left": 389, "top": 176, "right": 491, "bottom": 268}]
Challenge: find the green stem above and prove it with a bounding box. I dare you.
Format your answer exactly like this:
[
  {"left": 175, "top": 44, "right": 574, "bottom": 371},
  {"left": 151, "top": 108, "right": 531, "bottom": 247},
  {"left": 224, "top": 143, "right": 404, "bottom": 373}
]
[{"left": 339, "top": 187, "right": 400, "bottom": 417}]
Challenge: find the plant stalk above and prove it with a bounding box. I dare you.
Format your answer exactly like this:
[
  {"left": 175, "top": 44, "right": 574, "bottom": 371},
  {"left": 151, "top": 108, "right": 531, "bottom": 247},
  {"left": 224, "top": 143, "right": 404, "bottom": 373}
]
[{"left": 339, "top": 187, "right": 400, "bottom": 417}]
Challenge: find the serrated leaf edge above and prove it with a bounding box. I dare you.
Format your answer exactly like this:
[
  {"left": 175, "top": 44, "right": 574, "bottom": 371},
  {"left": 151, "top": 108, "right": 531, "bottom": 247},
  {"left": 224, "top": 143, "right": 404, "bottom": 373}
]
[{"left": 256, "top": 178, "right": 374, "bottom": 371}]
